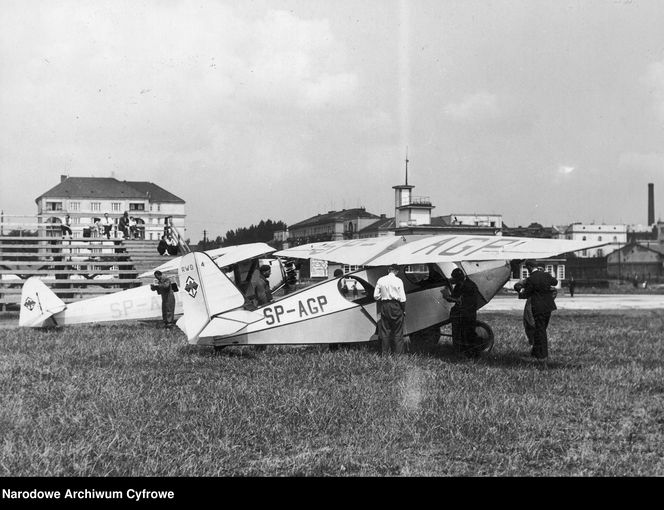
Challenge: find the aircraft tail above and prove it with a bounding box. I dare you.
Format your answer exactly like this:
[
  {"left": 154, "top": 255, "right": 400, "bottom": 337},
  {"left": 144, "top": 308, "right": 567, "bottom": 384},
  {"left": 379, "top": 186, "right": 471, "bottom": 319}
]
[
  {"left": 19, "top": 277, "right": 67, "bottom": 327},
  {"left": 177, "top": 251, "right": 246, "bottom": 343}
]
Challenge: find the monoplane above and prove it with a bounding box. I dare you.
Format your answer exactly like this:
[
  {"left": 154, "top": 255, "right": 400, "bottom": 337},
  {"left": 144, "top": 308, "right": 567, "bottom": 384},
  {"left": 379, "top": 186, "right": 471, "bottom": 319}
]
[{"left": 173, "top": 234, "right": 606, "bottom": 351}]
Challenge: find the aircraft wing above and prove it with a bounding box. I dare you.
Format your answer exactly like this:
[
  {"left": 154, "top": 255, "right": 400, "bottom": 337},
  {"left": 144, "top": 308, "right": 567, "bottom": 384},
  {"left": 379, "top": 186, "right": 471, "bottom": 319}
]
[
  {"left": 274, "top": 237, "right": 407, "bottom": 266},
  {"left": 139, "top": 242, "right": 276, "bottom": 277},
  {"left": 276, "top": 234, "right": 608, "bottom": 266}
]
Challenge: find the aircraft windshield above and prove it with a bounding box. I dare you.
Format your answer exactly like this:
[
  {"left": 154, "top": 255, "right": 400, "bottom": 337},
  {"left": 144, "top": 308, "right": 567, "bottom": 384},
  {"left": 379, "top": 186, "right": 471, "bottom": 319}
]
[
  {"left": 338, "top": 276, "right": 372, "bottom": 303},
  {"left": 404, "top": 263, "right": 449, "bottom": 288}
]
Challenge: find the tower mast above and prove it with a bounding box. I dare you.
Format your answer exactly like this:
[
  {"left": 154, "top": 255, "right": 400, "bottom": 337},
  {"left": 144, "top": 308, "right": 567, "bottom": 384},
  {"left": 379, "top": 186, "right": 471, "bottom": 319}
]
[{"left": 405, "top": 147, "right": 409, "bottom": 186}]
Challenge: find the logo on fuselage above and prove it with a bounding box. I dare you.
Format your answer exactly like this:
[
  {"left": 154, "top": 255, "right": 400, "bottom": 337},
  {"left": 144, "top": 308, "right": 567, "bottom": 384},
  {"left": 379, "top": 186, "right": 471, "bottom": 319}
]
[
  {"left": 185, "top": 276, "right": 199, "bottom": 298},
  {"left": 23, "top": 297, "right": 36, "bottom": 311}
]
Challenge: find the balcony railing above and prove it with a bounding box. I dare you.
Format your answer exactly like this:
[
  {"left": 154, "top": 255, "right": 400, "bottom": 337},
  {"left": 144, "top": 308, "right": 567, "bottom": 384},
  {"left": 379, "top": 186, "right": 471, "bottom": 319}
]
[{"left": 400, "top": 196, "right": 431, "bottom": 206}]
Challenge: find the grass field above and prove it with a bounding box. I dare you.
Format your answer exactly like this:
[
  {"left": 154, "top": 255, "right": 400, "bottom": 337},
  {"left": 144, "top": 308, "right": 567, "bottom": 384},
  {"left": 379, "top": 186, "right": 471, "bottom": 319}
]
[{"left": 1, "top": 310, "right": 663, "bottom": 476}]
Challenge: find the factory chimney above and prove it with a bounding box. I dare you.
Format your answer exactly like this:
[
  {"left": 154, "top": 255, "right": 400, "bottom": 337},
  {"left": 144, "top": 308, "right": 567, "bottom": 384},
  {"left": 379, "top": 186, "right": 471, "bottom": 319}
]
[{"left": 648, "top": 183, "right": 655, "bottom": 226}]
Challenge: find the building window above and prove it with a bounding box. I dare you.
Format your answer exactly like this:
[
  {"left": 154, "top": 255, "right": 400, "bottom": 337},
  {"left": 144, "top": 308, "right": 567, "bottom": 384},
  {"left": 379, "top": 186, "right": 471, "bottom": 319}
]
[
  {"left": 545, "top": 265, "right": 554, "bottom": 276},
  {"left": 72, "top": 217, "right": 81, "bottom": 225},
  {"left": 582, "top": 249, "right": 587, "bottom": 257},
  {"left": 46, "top": 201, "right": 63, "bottom": 211},
  {"left": 90, "top": 202, "right": 101, "bottom": 212},
  {"left": 343, "top": 265, "right": 361, "bottom": 273},
  {"left": 598, "top": 236, "right": 602, "bottom": 241},
  {"left": 557, "top": 265, "right": 565, "bottom": 281},
  {"left": 597, "top": 248, "right": 603, "bottom": 257},
  {"left": 129, "top": 203, "right": 145, "bottom": 211},
  {"left": 521, "top": 267, "right": 529, "bottom": 279},
  {"left": 112, "top": 202, "right": 122, "bottom": 212},
  {"left": 613, "top": 236, "right": 617, "bottom": 242},
  {"left": 582, "top": 236, "right": 586, "bottom": 241},
  {"left": 69, "top": 201, "right": 80, "bottom": 211}
]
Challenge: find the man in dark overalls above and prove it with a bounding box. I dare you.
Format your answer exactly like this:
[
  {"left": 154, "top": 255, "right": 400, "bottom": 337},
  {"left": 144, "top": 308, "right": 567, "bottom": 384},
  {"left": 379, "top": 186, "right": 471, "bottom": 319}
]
[
  {"left": 151, "top": 270, "right": 176, "bottom": 329},
  {"left": 442, "top": 268, "right": 480, "bottom": 357},
  {"left": 246, "top": 264, "right": 273, "bottom": 352}
]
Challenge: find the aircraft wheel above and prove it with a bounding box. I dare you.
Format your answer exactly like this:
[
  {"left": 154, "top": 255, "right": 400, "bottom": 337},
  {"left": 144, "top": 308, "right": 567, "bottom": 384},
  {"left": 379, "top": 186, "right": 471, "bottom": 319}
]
[{"left": 474, "top": 320, "right": 495, "bottom": 353}]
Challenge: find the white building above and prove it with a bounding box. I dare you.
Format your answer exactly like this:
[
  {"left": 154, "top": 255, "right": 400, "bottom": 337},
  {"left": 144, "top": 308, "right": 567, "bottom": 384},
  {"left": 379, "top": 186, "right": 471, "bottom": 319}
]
[
  {"left": 35, "top": 176, "right": 186, "bottom": 240},
  {"left": 563, "top": 223, "right": 627, "bottom": 258}
]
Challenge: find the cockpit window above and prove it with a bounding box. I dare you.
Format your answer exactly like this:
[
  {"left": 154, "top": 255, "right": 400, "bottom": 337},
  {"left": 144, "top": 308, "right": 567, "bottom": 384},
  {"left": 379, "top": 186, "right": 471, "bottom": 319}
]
[
  {"left": 404, "top": 263, "right": 448, "bottom": 287},
  {"left": 338, "top": 276, "right": 372, "bottom": 303},
  {"left": 404, "top": 264, "right": 430, "bottom": 284}
]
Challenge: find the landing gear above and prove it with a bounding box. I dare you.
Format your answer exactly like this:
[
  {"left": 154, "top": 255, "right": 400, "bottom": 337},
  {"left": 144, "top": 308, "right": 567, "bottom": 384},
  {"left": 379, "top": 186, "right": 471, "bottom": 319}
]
[
  {"left": 438, "top": 319, "right": 495, "bottom": 354},
  {"left": 473, "top": 320, "right": 495, "bottom": 353},
  {"left": 213, "top": 345, "right": 227, "bottom": 353}
]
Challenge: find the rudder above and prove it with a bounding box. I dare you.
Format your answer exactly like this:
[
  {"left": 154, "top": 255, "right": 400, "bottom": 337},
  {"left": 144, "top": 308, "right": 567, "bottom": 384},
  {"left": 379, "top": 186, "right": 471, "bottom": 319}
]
[
  {"left": 19, "top": 277, "right": 67, "bottom": 327},
  {"left": 178, "top": 252, "right": 246, "bottom": 342}
]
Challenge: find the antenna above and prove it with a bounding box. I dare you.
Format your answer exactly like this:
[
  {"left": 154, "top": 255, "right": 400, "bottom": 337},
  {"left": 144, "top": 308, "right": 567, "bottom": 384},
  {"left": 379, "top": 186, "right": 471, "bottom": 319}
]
[{"left": 405, "top": 146, "right": 409, "bottom": 186}]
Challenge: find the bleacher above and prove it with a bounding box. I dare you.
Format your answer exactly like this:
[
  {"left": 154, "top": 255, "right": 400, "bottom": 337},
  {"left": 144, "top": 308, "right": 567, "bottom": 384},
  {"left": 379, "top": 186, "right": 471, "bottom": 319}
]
[{"left": 0, "top": 234, "right": 183, "bottom": 309}]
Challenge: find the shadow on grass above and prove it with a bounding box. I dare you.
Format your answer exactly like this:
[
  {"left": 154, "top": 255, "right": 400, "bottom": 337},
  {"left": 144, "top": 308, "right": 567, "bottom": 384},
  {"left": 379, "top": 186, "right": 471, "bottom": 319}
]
[
  {"left": 176, "top": 343, "right": 318, "bottom": 359},
  {"left": 175, "top": 337, "right": 584, "bottom": 371},
  {"left": 407, "top": 340, "right": 585, "bottom": 371}
]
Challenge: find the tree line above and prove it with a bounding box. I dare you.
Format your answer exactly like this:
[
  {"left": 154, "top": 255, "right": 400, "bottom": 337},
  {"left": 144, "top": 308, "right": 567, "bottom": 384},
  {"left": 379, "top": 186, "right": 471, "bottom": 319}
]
[{"left": 195, "top": 219, "right": 287, "bottom": 251}]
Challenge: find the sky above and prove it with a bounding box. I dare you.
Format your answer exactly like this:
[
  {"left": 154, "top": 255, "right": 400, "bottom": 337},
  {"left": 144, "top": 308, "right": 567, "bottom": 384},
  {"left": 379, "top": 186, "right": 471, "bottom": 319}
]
[{"left": 2, "top": 0, "right": 664, "bottom": 241}]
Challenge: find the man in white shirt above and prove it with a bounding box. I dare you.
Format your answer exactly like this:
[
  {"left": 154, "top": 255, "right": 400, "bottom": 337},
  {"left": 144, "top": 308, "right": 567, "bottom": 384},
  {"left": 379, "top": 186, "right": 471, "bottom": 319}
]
[
  {"left": 373, "top": 264, "right": 407, "bottom": 355},
  {"left": 100, "top": 213, "right": 114, "bottom": 239}
]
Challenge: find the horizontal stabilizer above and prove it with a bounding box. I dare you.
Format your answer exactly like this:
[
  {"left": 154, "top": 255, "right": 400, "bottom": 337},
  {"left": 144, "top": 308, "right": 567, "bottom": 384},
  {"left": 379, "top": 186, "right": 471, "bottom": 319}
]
[
  {"left": 198, "top": 309, "right": 266, "bottom": 339},
  {"left": 19, "top": 277, "right": 67, "bottom": 327}
]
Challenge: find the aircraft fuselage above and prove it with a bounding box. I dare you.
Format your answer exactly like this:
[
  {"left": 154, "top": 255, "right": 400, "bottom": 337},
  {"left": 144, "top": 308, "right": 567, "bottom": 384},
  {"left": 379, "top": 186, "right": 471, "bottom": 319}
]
[{"left": 196, "top": 260, "right": 511, "bottom": 346}]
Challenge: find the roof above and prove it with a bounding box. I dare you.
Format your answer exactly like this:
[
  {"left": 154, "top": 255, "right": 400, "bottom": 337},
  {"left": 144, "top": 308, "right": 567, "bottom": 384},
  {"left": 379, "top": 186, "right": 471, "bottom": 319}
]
[
  {"left": 358, "top": 215, "right": 505, "bottom": 235},
  {"left": 443, "top": 213, "right": 502, "bottom": 217},
  {"left": 622, "top": 241, "right": 664, "bottom": 256},
  {"left": 357, "top": 216, "right": 396, "bottom": 234},
  {"left": 124, "top": 181, "right": 185, "bottom": 203},
  {"left": 503, "top": 226, "right": 560, "bottom": 239},
  {"left": 36, "top": 177, "right": 185, "bottom": 204},
  {"left": 648, "top": 244, "right": 664, "bottom": 255},
  {"left": 430, "top": 216, "right": 451, "bottom": 227},
  {"left": 289, "top": 208, "right": 380, "bottom": 230}
]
